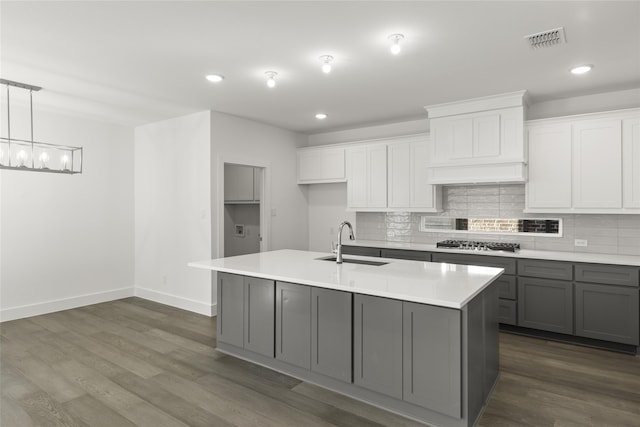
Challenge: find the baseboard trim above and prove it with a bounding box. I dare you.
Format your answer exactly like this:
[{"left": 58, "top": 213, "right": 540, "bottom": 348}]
[
  {"left": 0, "top": 287, "right": 135, "bottom": 322},
  {"left": 134, "top": 287, "right": 215, "bottom": 317}
]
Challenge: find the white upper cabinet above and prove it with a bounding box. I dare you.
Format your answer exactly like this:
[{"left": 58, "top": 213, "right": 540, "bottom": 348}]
[
  {"left": 526, "top": 124, "right": 572, "bottom": 209},
  {"left": 525, "top": 109, "right": 640, "bottom": 214},
  {"left": 225, "top": 164, "right": 257, "bottom": 202},
  {"left": 623, "top": 118, "right": 640, "bottom": 208},
  {"left": 572, "top": 119, "right": 622, "bottom": 209},
  {"left": 347, "top": 144, "right": 387, "bottom": 209},
  {"left": 425, "top": 91, "right": 527, "bottom": 184},
  {"left": 387, "top": 137, "right": 440, "bottom": 211},
  {"left": 297, "top": 146, "right": 346, "bottom": 184},
  {"left": 344, "top": 134, "right": 440, "bottom": 212}
]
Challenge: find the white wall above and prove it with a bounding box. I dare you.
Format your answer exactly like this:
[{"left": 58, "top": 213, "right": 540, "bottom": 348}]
[
  {"left": 0, "top": 107, "right": 134, "bottom": 321},
  {"left": 307, "top": 183, "right": 355, "bottom": 253},
  {"left": 134, "top": 111, "right": 212, "bottom": 315},
  {"left": 210, "top": 111, "right": 308, "bottom": 258}
]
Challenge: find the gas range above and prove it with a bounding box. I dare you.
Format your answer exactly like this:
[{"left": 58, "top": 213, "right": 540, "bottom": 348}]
[{"left": 436, "top": 240, "right": 520, "bottom": 253}]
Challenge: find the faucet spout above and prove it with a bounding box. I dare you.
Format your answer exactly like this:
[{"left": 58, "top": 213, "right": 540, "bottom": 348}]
[{"left": 336, "top": 221, "right": 355, "bottom": 264}]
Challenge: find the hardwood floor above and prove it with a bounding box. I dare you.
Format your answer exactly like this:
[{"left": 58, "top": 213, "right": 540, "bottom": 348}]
[{"left": 1, "top": 297, "right": 639, "bottom": 427}]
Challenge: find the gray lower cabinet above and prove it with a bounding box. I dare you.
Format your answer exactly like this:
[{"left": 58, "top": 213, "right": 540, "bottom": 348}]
[
  {"left": 381, "top": 249, "right": 431, "bottom": 261},
  {"left": 498, "top": 299, "right": 517, "bottom": 326},
  {"left": 518, "top": 277, "right": 573, "bottom": 334},
  {"left": 403, "top": 302, "right": 461, "bottom": 418},
  {"left": 311, "top": 288, "right": 352, "bottom": 382},
  {"left": 218, "top": 272, "right": 275, "bottom": 355},
  {"left": 342, "top": 246, "right": 382, "bottom": 257},
  {"left": 575, "top": 283, "right": 639, "bottom": 345},
  {"left": 275, "top": 282, "right": 311, "bottom": 369},
  {"left": 217, "top": 273, "right": 245, "bottom": 348},
  {"left": 517, "top": 259, "right": 573, "bottom": 281},
  {"left": 354, "top": 294, "right": 403, "bottom": 399},
  {"left": 243, "top": 277, "right": 275, "bottom": 356}
]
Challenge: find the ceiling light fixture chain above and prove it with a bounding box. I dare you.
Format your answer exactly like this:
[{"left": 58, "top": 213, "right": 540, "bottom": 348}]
[{"left": 0, "top": 78, "right": 83, "bottom": 174}]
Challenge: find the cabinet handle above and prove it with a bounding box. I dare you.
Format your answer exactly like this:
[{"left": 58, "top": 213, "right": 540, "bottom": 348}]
[
  {"left": 219, "top": 280, "right": 223, "bottom": 335},
  {"left": 410, "top": 311, "right": 414, "bottom": 394},
  {"left": 247, "top": 284, "right": 251, "bottom": 343},
  {"left": 360, "top": 302, "right": 364, "bottom": 379}
]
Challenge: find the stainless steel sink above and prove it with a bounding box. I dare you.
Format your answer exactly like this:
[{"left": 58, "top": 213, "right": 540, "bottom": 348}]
[{"left": 316, "top": 255, "right": 389, "bottom": 266}]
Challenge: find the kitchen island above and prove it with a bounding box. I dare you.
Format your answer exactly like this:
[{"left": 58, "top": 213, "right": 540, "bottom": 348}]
[{"left": 189, "top": 249, "right": 503, "bottom": 427}]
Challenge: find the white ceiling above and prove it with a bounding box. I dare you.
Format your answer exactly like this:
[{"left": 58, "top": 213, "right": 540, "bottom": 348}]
[{"left": 2, "top": 1, "right": 639, "bottom": 134}]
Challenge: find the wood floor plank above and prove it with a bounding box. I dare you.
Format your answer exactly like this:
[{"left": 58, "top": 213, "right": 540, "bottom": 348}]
[
  {"left": 63, "top": 394, "right": 138, "bottom": 427},
  {"left": 1, "top": 395, "right": 35, "bottom": 427},
  {"left": 110, "top": 372, "right": 235, "bottom": 427},
  {"left": 51, "top": 359, "right": 190, "bottom": 427},
  {"left": 17, "top": 390, "right": 88, "bottom": 427},
  {"left": 151, "top": 371, "right": 289, "bottom": 427}
]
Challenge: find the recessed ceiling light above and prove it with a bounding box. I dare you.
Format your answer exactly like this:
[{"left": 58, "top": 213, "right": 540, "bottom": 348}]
[
  {"left": 570, "top": 65, "right": 593, "bottom": 75},
  {"left": 206, "top": 74, "right": 224, "bottom": 82},
  {"left": 388, "top": 33, "right": 405, "bottom": 55},
  {"left": 315, "top": 113, "right": 328, "bottom": 120}
]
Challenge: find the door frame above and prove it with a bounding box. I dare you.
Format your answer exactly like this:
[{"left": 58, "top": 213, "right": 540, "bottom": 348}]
[{"left": 216, "top": 156, "right": 271, "bottom": 258}]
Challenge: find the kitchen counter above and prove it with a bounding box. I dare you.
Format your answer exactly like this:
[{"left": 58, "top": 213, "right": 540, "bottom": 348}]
[
  {"left": 189, "top": 248, "right": 503, "bottom": 309},
  {"left": 345, "top": 239, "right": 640, "bottom": 266}
]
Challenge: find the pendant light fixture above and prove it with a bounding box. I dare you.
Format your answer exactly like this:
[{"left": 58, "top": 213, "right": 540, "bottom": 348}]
[
  {"left": 265, "top": 71, "right": 278, "bottom": 88},
  {"left": 0, "top": 79, "right": 83, "bottom": 174},
  {"left": 388, "top": 33, "right": 405, "bottom": 55}
]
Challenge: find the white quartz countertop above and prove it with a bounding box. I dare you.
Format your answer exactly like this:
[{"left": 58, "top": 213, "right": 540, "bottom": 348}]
[
  {"left": 189, "top": 249, "right": 503, "bottom": 309},
  {"left": 345, "top": 240, "right": 640, "bottom": 267}
]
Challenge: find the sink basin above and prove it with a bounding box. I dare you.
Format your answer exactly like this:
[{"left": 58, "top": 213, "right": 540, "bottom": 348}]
[{"left": 316, "top": 255, "right": 389, "bottom": 266}]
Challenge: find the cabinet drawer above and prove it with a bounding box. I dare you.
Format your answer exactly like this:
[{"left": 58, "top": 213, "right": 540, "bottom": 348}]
[
  {"left": 498, "top": 299, "right": 517, "bottom": 326},
  {"left": 381, "top": 249, "right": 430, "bottom": 261},
  {"left": 342, "top": 246, "right": 381, "bottom": 257},
  {"left": 431, "top": 253, "right": 516, "bottom": 275},
  {"left": 575, "top": 263, "right": 639, "bottom": 287},
  {"left": 518, "top": 259, "right": 573, "bottom": 281},
  {"left": 495, "top": 275, "right": 517, "bottom": 300}
]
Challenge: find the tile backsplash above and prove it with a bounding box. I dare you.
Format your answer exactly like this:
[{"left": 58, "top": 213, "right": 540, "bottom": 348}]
[{"left": 355, "top": 184, "right": 640, "bottom": 256}]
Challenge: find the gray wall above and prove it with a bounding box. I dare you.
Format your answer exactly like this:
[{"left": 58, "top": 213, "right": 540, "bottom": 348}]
[{"left": 356, "top": 184, "right": 640, "bottom": 256}]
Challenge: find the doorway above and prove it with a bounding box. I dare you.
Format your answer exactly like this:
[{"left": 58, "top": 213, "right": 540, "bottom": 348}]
[{"left": 223, "top": 163, "right": 263, "bottom": 257}]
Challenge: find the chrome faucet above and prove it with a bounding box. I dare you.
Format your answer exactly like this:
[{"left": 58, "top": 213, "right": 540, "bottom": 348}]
[{"left": 335, "top": 221, "right": 355, "bottom": 264}]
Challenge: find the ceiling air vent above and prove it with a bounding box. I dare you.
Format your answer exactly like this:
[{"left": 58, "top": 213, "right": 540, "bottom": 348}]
[{"left": 525, "top": 27, "right": 566, "bottom": 49}]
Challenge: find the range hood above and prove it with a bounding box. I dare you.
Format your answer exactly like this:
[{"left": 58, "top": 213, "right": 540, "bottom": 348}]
[{"left": 425, "top": 90, "right": 527, "bottom": 185}]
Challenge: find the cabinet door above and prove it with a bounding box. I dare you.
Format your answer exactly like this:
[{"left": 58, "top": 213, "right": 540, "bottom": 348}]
[
  {"left": 368, "top": 145, "right": 388, "bottom": 208},
  {"left": 518, "top": 277, "right": 573, "bottom": 334},
  {"left": 346, "top": 147, "right": 368, "bottom": 208},
  {"left": 473, "top": 113, "right": 500, "bottom": 158},
  {"left": 498, "top": 299, "right": 517, "bottom": 326},
  {"left": 275, "top": 282, "right": 311, "bottom": 369},
  {"left": 297, "top": 148, "right": 346, "bottom": 184},
  {"left": 412, "top": 140, "right": 438, "bottom": 209},
  {"left": 217, "top": 273, "right": 244, "bottom": 348},
  {"left": 403, "top": 302, "right": 461, "bottom": 418},
  {"left": 572, "top": 119, "right": 622, "bottom": 208},
  {"left": 353, "top": 294, "right": 403, "bottom": 399},
  {"left": 243, "top": 277, "right": 274, "bottom": 357},
  {"left": 575, "top": 283, "right": 639, "bottom": 345},
  {"left": 311, "top": 288, "right": 352, "bottom": 382},
  {"left": 526, "top": 124, "right": 572, "bottom": 208},
  {"left": 387, "top": 142, "right": 412, "bottom": 208},
  {"left": 622, "top": 118, "right": 640, "bottom": 208},
  {"left": 224, "top": 164, "right": 255, "bottom": 201},
  {"left": 253, "top": 168, "right": 261, "bottom": 201},
  {"left": 432, "top": 117, "right": 473, "bottom": 162}
]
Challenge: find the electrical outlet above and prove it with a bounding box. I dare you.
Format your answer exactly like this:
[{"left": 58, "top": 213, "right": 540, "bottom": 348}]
[{"left": 574, "top": 239, "right": 588, "bottom": 247}]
